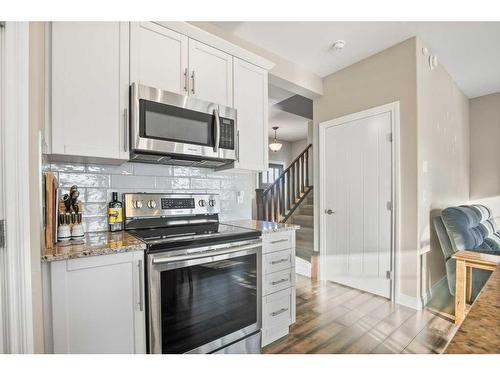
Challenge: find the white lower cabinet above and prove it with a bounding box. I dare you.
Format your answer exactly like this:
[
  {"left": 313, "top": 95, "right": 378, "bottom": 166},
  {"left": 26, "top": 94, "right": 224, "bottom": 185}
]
[
  {"left": 261, "top": 231, "right": 296, "bottom": 347},
  {"left": 50, "top": 251, "right": 146, "bottom": 354}
]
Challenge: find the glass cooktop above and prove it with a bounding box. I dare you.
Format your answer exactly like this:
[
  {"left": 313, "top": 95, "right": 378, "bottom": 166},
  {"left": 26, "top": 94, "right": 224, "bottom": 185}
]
[{"left": 127, "top": 223, "right": 261, "bottom": 252}]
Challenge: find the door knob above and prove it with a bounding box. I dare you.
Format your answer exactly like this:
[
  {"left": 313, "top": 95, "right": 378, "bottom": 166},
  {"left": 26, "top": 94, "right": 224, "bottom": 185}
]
[{"left": 325, "top": 209, "right": 335, "bottom": 215}]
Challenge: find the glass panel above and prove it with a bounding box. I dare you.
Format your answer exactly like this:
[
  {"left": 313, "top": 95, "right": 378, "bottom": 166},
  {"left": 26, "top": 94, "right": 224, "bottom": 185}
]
[
  {"left": 160, "top": 254, "right": 257, "bottom": 353},
  {"left": 145, "top": 111, "right": 210, "bottom": 144},
  {"left": 140, "top": 99, "right": 213, "bottom": 147}
]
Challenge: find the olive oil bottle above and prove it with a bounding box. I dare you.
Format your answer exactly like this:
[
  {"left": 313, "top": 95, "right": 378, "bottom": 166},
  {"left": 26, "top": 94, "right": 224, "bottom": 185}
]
[{"left": 108, "top": 192, "right": 123, "bottom": 232}]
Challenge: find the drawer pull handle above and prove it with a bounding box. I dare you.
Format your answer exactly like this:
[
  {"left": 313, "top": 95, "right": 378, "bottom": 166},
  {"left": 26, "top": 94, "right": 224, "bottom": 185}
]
[
  {"left": 271, "top": 307, "right": 289, "bottom": 317},
  {"left": 271, "top": 278, "right": 289, "bottom": 285},
  {"left": 271, "top": 258, "right": 289, "bottom": 265},
  {"left": 270, "top": 239, "right": 288, "bottom": 244}
]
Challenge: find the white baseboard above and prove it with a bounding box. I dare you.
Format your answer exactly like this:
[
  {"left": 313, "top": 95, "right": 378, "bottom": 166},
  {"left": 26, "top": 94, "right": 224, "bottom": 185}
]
[
  {"left": 396, "top": 276, "right": 448, "bottom": 311},
  {"left": 295, "top": 257, "right": 311, "bottom": 278},
  {"left": 396, "top": 292, "right": 422, "bottom": 310},
  {"left": 422, "top": 276, "right": 448, "bottom": 307}
]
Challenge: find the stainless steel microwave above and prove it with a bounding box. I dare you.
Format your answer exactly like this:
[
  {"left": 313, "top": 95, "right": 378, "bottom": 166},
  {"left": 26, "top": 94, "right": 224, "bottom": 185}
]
[{"left": 129, "top": 83, "right": 237, "bottom": 168}]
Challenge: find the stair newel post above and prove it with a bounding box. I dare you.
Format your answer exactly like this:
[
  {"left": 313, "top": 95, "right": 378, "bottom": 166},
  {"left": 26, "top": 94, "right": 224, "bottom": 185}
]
[
  {"left": 273, "top": 184, "right": 278, "bottom": 222},
  {"left": 296, "top": 162, "right": 300, "bottom": 201},
  {"left": 276, "top": 180, "right": 281, "bottom": 221},
  {"left": 305, "top": 148, "right": 309, "bottom": 188},
  {"left": 256, "top": 188, "right": 264, "bottom": 221},
  {"left": 300, "top": 154, "right": 305, "bottom": 194},
  {"left": 286, "top": 170, "right": 291, "bottom": 211},
  {"left": 291, "top": 163, "right": 296, "bottom": 206},
  {"left": 280, "top": 174, "right": 285, "bottom": 220}
]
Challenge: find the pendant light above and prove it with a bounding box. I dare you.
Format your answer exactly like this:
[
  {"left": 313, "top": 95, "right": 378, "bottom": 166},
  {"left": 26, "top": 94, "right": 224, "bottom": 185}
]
[{"left": 269, "top": 126, "right": 283, "bottom": 152}]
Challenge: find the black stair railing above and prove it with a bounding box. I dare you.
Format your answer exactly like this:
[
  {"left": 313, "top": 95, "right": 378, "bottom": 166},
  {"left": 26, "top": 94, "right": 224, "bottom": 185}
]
[{"left": 256, "top": 144, "right": 313, "bottom": 223}]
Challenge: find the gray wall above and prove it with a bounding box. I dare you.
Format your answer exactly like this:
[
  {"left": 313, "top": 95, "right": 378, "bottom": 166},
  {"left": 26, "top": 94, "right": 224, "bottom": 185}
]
[
  {"left": 313, "top": 37, "right": 419, "bottom": 300},
  {"left": 416, "top": 37, "right": 470, "bottom": 296},
  {"left": 470, "top": 92, "right": 500, "bottom": 199}
]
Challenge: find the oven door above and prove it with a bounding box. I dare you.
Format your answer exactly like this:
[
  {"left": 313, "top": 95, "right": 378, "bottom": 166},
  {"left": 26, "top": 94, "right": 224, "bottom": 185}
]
[
  {"left": 131, "top": 83, "right": 236, "bottom": 161},
  {"left": 148, "top": 240, "right": 261, "bottom": 354}
]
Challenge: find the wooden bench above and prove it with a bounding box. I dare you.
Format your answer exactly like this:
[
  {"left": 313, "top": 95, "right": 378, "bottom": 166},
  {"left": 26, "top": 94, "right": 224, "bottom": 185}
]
[{"left": 452, "top": 250, "right": 500, "bottom": 325}]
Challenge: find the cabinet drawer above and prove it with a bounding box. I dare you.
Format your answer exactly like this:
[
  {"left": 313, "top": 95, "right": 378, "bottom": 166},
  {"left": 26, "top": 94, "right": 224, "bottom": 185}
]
[
  {"left": 263, "top": 268, "right": 294, "bottom": 296},
  {"left": 263, "top": 248, "right": 293, "bottom": 275},
  {"left": 263, "top": 231, "right": 292, "bottom": 254},
  {"left": 262, "top": 288, "right": 295, "bottom": 333}
]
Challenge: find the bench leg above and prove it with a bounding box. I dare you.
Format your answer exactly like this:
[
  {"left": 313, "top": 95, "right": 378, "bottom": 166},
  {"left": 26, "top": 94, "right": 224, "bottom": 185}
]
[
  {"left": 455, "top": 259, "right": 467, "bottom": 325},
  {"left": 466, "top": 266, "right": 473, "bottom": 304}
]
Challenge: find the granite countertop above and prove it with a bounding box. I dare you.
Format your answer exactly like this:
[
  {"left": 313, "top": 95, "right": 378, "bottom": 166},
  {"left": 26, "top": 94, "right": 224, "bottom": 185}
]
[
  {"left": 42, "top": 231, "right": 146, "bottom": 262},
  {"left": 224, "top": 220, "right": 300, "bottom": 234},
  {"left": 445, "top": 264, "right": 500, "bottom": 353}
]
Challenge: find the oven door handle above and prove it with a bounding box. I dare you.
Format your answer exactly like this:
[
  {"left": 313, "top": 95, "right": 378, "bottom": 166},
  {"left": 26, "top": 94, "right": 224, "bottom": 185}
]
[
  {"left": 213, "top": 108, "right": 220, "bottom": 153},
  {"left": 151, "top": 242, "right": 260, "bottom": 265}
]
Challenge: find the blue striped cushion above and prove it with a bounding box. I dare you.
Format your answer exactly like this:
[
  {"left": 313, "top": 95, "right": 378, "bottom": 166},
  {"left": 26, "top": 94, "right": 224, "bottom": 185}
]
[{"left": 442, "top": 204, "right": 500, "bottom": 252}]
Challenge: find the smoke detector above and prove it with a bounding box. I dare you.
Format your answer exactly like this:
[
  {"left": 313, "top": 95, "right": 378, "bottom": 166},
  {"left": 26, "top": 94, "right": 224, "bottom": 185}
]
[{"left": 331, "top": 40, "right": 346, "bottom": 51}]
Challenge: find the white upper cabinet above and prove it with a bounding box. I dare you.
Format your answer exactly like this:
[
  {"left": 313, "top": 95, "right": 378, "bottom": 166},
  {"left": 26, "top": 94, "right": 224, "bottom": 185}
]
[
  {"left": 233, "top": 58, "right": 269, "bottom": 171},
  {"left": 130, "top": 22, "right": 188, "bottom": 94},
  {"left": 188, "top": 39, "right": 233, "bottom": 107},
  {"left": 51, "top": 22, "right": 129, "bottom": 161}
]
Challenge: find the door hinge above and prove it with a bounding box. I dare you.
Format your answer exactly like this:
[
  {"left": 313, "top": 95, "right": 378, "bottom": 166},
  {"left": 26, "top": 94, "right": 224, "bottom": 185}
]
[
  {"left": 386, "top": 270, "right": 393, "bottom": 280},
  {"left": 386, "top": 201, "right": 393, "bottom": 211},
  {"left": 0, "top": 220, "right": 6, "bottom": 248},
  {"left": 386, "top": 133, "right": 393, "bottom": 142}
]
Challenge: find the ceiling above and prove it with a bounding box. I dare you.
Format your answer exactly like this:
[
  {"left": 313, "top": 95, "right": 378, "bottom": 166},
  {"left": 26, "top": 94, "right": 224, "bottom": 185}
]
[
  {"left": 212, "top": 22, "right": 500, "bottom": 98},
  {"left": 268, "top": 84, "right": 309, "bottom": 142}
]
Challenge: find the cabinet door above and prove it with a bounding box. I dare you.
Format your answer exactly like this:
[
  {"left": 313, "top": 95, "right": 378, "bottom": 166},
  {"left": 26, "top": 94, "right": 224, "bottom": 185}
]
[
  {"left": 51, "top": 22, "right": 129, "bottom": 160},
  {"left": 188, "top": 39, "right": 233, "bottom": 106},
  {"left": 233, "top": 58, "right": 268, "bottom": 171},
  {"left": 130, "top": 22, "right": 188, "bottom": 94},
  {"left": 51, "top": 251, "right": 146, "bottom": 354}
]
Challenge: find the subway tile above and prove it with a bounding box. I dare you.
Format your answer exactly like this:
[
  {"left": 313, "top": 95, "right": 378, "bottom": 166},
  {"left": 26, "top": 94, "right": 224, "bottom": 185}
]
[
  {"left": 111, "top": 174, "right": 155, "bottom": 189},
  {"left": 51, "top": 163, "right": 86, "bottom": 172},
  {"left": 190, "top": 178, "right": 220, "bottom": 190},
  {"left": 86, "top": 188, "right": 108, "bottom": 203},
  {"left": 220, "top": 190, "right": 236, "bottom": 202},
  {"left": 58, "top": 187, "right": 86, "bottom": 203},
  {"left": 83, "top": 203, "right": 107, "bottom": 217},
  {"left": 59, "top": 172, "right": 110, "bottom": 188},
  {"left": 86, "top": 163, "right": 134, "bottom": 175},
  {"left": 173, "top": 166, "right": 207, "bottom": 177},
  {"left": 155, "top": 177, "right": 190, "bottom": 190},
  {"left": 84, "top": 217, "right": 108, "bottom": 232},
  {"left": 133, "top": 163, "right": 173, "bottom": 177}
]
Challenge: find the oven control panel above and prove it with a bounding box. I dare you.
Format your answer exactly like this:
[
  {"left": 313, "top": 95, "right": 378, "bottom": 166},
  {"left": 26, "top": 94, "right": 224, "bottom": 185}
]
[{"left": 124, "top": 193, "right": 219, "bottom": 219}]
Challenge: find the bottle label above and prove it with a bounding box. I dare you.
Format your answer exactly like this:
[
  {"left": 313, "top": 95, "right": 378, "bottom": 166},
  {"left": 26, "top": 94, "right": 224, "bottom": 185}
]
[{"left": 108, "top": 208, "right": 123, "bottom": 224}]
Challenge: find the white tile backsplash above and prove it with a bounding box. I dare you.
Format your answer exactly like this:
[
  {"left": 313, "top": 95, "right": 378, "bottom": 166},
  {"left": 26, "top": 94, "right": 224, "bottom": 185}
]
[
  {"left": 50, "top": 161, "right": 255, "bottom": 233},
  {"left": 111, "top": 174, "right": 155, "bottom": 189},
  {"left": 155, "top": 177, "right": 190, "bottom": 190}
]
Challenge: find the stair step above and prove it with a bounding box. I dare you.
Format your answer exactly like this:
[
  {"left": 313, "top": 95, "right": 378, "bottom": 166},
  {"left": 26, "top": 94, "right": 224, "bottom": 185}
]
[
  {"left": 291, "top": 214, "right": 313, "bottom": 228},
  {"left": 296, "top": 227, "right": 313, "bottom": 242},
  {"left": 298, "top": 204, "right": 313, "bottom": 215},
  {"left": 296, "top": 239, "right": 313, "bottom": 248}
]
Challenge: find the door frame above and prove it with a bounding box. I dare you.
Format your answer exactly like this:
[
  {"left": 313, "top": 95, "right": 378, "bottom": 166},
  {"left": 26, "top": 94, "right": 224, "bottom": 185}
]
[
  {"left": 318, "top": 102, "right": 400, "bottom": 301},
  {"left": 0, "top": 22, "right": 34, "bottom": 353}
]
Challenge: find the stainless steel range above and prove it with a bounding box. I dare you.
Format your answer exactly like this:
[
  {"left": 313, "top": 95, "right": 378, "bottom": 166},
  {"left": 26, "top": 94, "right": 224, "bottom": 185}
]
[{"left": 124, "top": 193, "right": 262, "bottom": 354}]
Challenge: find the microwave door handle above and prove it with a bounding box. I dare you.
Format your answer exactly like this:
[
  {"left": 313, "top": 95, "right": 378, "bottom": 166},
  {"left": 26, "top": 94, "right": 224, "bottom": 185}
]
[{"left": 213, "top": 108, "right": 220, "bottom": 153}]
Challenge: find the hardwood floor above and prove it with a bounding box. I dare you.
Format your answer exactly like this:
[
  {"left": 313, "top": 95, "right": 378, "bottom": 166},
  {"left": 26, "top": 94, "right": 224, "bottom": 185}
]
[{"left": 263, "top": 275, "right": 458, "bottom": 354}]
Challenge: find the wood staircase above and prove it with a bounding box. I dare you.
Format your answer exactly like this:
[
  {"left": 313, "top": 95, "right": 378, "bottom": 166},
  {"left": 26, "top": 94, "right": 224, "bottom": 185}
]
[{"left": 256, "top": 144, "right": 313, "bottom": 223}]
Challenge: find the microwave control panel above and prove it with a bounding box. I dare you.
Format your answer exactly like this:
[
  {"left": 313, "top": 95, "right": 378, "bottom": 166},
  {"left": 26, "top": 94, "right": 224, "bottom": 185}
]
[{"left": 219, "top": 118, "right": 235, "bottom": 150}]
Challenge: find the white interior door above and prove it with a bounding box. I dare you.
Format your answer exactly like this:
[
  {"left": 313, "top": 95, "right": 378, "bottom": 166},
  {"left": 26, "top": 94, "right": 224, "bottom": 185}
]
[{"left": 320, "top": 110, "right": 393, "bottom": 298}]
